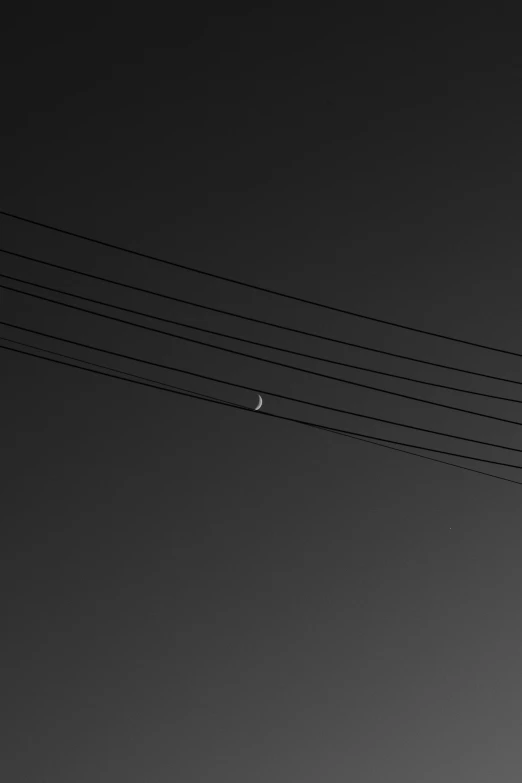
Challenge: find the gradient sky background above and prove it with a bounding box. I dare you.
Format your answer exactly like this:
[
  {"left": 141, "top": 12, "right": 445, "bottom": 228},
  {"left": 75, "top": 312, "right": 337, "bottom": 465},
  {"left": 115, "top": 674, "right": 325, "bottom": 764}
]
[{"left": 3, "top": 12, "right": 522, "bottom": 782}]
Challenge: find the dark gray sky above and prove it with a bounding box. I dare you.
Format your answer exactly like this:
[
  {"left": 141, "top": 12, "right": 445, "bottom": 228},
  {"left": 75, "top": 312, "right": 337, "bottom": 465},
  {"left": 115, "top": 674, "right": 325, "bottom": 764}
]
[{"left": 2, "top": 13, "right": 522, "bottom": 782}]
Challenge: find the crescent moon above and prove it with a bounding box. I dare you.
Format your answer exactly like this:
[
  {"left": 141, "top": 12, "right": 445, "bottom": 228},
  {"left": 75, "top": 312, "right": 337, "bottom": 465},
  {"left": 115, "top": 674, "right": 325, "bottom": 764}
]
[{"left": 254, "top": 394, "right": 263, "bottom": 411}]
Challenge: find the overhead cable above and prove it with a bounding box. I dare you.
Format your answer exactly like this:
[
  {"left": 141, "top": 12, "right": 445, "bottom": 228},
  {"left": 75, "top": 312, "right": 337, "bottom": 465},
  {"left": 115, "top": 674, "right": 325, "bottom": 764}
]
[
  {"left": 1, "top": 209, "right": 520, "bottom": 358},
  {"left": 3, "top": 334, "right": 521, "bottom": 487},
  {"left": 3, "top": 248, "right": 522, "bottom": 395},
  {"left": 3, "top": 280, "right": 522, "bottom": 433},
  {"left": 2, "top": 316, "right": 522, "bottom": 456},
  {"left": 3, "top": 340, "right": 522, "bottom": 476}
]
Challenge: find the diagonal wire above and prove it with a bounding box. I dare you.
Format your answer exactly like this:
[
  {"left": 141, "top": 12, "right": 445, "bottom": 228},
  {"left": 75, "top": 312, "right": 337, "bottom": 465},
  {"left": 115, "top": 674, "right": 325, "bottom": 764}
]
[
  {"left": 2, "top": 208, "right": 522, "bottom": 358},
  {"left": 3, "top": 279, "right": 522, "bottom": 435},
  {"left": 2, "top": 316, "right": 522, "bottom": 457},
  {"left": 3, "top": 246, "right": 522, "bottom": 392},
  {"left": 3, "top": 339, "right": 522, "bottom": 476},
  {"left": 3, "top": 334, "right": 521, "bottom": 487},
  {"left": 0, "top": 334, "right": 234, "bottom": 407}
]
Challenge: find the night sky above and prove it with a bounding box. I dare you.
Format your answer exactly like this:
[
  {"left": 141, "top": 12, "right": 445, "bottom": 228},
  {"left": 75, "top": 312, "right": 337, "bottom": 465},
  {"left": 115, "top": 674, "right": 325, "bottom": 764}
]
[{"left": 3, "top": 13, "right": 522, "bottom": 782}]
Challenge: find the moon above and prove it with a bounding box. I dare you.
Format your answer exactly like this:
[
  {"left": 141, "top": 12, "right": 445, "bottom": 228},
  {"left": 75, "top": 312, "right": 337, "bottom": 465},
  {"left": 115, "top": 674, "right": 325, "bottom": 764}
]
[{"left": 254, "top": 394, "right": 263, "bottom": 411}]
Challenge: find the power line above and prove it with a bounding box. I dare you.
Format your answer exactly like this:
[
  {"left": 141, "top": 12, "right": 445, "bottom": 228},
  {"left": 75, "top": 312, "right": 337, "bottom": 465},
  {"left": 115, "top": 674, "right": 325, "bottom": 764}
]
[
  {"left": 1, "top": 208, "right": 520, "bottom": 359},
  {"left": 4, "top": 247, "right": 521, "bottom": 392},
  {"left": 4, "top": 246, "right": 522, "bottom": 396},
  {"left": 2, "top": 315, "right": 522, "bottom": 457},
  {"left": 3, "top": 340, "right": 522, "bottom": 477},
  {"left": 3, "top": 279, "right": 522, "bottom": 435},
  {"left": 7, "top": 272, "right": 522, "bottom": 410},
  {"left": 0, "top": 334, "right": 235, "bottom": 408},
  {"left": 3, "top": 335, "right": 522, "bottom": 488}
]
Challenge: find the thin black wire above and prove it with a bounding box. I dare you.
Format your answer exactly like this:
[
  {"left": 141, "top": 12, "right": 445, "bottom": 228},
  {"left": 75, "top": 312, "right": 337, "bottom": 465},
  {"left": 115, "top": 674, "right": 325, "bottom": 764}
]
[
  {"left": 3, "top": 335, "right": 521, "bottom": 488},
  {"left": 7, "top": 269, "right": 521, "bottom": 408},
  {"left": 0, "top": 334, "right": 233, "bottom": 407},
  {"left": 3, "top": 340, "right": 522, "bottom": 478},
  {"left": 4, "top": 246, "right": 522, "bottom": 391},
  {"left": 1, "top": 208, "right": 520, "bottom": 358},
  {"left": 2, "top": 315, "right": 522, "bottom": 457},
  {"left": 3, "top": 279, "right": 522, "bottom": 436}
]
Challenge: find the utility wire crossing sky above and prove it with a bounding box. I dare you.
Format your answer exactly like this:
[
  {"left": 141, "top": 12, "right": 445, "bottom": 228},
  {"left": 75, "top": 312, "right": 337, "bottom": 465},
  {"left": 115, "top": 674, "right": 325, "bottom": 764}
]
[
  {"left": 3, "top": 209, "right": 522, "bottom": 487},
  {"left": 3, "top": 207, "right": 522, "bottom": 358}
]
